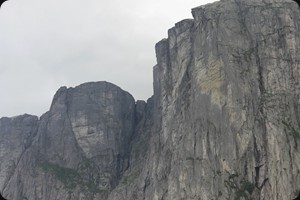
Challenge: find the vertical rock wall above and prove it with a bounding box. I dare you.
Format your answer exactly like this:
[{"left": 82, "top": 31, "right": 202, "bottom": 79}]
[
  {"left": 2, "top": 82, "right": 137, "bottom": 200},
  {"left": 0, "top": 115, "right": 38, "bottom": 192},
  {"left": 140, "top": 0, "right": 300, "bottom": 199},
  {"left": 0, "top": 0, "right": 300, "bottom": 199}
]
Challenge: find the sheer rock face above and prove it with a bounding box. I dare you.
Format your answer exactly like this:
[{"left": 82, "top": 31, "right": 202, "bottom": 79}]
[
  {"left": 2, "top": 82, "right": 137, "bottom": 200},
  {"left": 1, "top": 0, "right": 300, "bottom": 199},
  {"left": 0, "top": 115, "right": 38, "bottom": 191},
  {"left": 109, "top": 0, "right": 300, "bottom": 199}
]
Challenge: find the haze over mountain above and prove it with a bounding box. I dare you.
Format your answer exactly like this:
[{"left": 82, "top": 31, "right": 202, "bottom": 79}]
[
  {"left": 0, "top": 0, "right": 216, "bottom": 117},
  {"left": 0, "top": 0, "right": 300, "bottom": 199}
]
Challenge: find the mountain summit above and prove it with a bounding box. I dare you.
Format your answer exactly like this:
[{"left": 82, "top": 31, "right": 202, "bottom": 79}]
[{"left": 1, "top": 0, "right": 300, "bottom": 199}]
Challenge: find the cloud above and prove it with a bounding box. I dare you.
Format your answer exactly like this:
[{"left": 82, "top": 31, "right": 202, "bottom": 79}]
[{"left": 0, "top": 0, "right": 217, "bottom": 117}]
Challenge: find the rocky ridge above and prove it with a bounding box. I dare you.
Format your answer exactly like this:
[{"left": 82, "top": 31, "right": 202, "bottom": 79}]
[
  {"left": 1, "top": 0, "right": 300, "bottom": 199},
  {"left": 0, "top": 82, "right": 151, "bottom": 200}
]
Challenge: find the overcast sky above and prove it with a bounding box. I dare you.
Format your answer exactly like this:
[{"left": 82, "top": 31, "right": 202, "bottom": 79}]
[{"left": 0, "top": 0, "right": 217, "bottom": 118}]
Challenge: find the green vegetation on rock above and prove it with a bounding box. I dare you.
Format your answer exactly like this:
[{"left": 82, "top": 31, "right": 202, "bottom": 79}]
[
  {"left": 224, "top": 173, "right": 256, "bottom": 200},
  {"left": 121, "top": 169, "right": 141, "bottom": 186},
  {"left": 282, "top": 120, "right": 300, "bottom": 139},
  {"left": 38, "top": 163, "right": 80, "bottom": 189},
  {"left": 37, "top": 162, "right": 107, "bottom": 196}
]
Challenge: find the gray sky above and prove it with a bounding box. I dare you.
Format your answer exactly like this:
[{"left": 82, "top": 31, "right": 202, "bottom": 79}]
[{"left": 0, "top": 0, "right": 217, "bottom": 117}]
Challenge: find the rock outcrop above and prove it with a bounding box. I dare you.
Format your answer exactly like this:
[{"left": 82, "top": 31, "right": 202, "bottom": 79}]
[
  {"left": 0, "top": 115, "right": 38, "bottom": 192},
  {"left": 0, "top": 0, "right": 300, "bottom": 199},
  {"left": 2, "top": 82, "right": 140, "bottom": 199},
  {"left": 109, "top": 0, "right": 300, "bottom": 199}
]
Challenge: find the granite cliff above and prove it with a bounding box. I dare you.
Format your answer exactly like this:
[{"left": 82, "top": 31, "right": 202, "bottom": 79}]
[{"left": 1, "top": 0, "right": 300, "bottom": 199}]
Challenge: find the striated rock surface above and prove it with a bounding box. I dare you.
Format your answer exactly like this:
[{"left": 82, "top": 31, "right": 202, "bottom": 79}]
[
  {"left": 2, "top": 82, "right": 137, "bottom": 199},
  {"left": 109, "top": 0, "right": 300, "bottom": 199},
  {"left": 1, "top": 0, "right": 300, "bottom": 199},
  {"left": 0, "top": 115, "right": 38, "bottom": 192}
]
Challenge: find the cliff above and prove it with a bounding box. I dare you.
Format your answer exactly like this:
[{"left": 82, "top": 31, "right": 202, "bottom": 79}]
[
  {"left": 1, "top": 0, "right": 300, "bottom": 199},
  {"left": 1, "top": 82, "right": 151, "bottom": 199}
]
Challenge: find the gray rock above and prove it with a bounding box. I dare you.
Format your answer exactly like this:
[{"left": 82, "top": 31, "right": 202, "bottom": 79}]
[
  {"left": 109, "top": 0, "right": 300, "bottom": 199},
  {"left": 1, "top": 0, "right": 300, "bottom": 199},
  {"left": 3, "top": 82, "right": 136, "bottom": 200},
  {"left": 0, "top": 114, "right": 38, "bottom": 196}
]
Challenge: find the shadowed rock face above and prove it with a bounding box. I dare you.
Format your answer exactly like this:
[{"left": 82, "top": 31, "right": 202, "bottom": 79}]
[
  {"left": 0, "top": 192, "right": 7, "bottom": 200},
  {"left": 0, "top": 115, "right": 38, "bottom": 197},
  {"left": 1, "top": 82, "right": 137, "bottom": 200},
  {"left": 109, "top": 0, "right": 300, "bottom": 199},
  {"left": 1, "top": 0, "right": 300, "bottom": 199}
]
